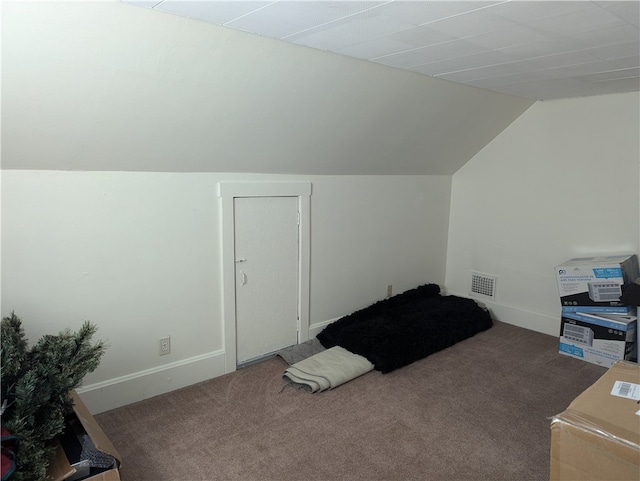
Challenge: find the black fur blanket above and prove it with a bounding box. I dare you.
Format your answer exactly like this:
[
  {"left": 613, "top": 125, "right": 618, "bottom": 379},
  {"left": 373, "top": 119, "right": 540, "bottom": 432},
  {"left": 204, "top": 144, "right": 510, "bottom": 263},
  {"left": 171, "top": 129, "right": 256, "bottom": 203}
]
[{"left": 316, "top": 284, "right": 493, "bottom": 373}]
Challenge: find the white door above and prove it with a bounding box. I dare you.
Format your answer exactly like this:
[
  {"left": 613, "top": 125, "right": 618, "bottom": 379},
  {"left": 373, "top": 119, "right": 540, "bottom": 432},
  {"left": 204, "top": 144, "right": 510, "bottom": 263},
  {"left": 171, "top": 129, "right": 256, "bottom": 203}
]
[{"left": 234, "top": 196, "right": 299, "bottom": 366}]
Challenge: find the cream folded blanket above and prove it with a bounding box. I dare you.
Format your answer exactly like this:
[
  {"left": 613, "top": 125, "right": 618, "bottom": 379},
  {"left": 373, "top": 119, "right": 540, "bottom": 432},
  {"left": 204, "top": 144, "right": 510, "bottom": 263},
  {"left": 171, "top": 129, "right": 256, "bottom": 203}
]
[{"left": 282, "top": 346, "right": 374, "bottom": 393}]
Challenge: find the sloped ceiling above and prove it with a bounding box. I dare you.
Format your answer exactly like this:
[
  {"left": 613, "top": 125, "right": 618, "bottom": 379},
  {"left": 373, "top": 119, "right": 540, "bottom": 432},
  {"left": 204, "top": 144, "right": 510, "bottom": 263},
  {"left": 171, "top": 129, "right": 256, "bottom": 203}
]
[
  {"left": 1, "top": 1, "right": 536, "bottom": 175},
  {"left": 125, "top": 1, "right": 640, "bottom": 101}
]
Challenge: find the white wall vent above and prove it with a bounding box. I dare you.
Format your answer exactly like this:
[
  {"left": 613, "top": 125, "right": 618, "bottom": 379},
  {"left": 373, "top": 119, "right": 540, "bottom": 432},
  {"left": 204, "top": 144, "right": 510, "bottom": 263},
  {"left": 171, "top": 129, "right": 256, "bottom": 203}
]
[{"left": 470, "top": 271, "right": 497, "bottom": 299}]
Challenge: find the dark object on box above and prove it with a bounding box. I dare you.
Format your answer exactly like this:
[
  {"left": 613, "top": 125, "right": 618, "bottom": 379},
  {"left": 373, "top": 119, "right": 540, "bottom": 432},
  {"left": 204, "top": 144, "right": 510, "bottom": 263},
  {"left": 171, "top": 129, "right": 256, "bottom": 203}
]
[
  {"left": 316, "top": 284, "right": 493, "bottom": 373},
  {"left": 58, "top": 417, "right": 117, "bottom": 481},
  {"left": 550, "top": 361, "right": 640, "bottom": 481},
  {"left": 47, "top": 391, "right": 121, "bottom": 481},
  {"left": 620, "top": 281, "right": 640, "bottom": 305},
  {"left": 1, "top": 427, "right": 18, "bottom": 480}
]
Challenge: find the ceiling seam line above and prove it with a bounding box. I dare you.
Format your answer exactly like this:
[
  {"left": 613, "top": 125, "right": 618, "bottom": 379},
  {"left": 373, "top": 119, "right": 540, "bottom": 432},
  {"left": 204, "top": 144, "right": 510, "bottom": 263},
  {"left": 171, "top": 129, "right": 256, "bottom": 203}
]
[{"left": 280, "top": 1, "right": 394, "bottom": 40}]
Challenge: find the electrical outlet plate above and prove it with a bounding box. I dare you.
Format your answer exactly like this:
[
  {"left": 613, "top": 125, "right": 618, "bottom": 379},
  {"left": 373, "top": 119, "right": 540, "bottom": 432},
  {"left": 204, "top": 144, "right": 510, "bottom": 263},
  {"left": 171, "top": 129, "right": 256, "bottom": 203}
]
[
  {"left": 159, "top": 336, "right": 171, "bottom": 356},
  {"left": 387, "top": 285, "right": 393, "bottom": 298}
]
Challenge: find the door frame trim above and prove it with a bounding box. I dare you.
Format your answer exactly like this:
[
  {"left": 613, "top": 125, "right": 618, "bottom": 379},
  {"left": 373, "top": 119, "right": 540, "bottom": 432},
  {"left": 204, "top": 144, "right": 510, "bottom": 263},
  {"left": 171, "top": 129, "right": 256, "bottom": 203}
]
[{"left": 219, "top": 181, "right": 311, "bottom": 373}]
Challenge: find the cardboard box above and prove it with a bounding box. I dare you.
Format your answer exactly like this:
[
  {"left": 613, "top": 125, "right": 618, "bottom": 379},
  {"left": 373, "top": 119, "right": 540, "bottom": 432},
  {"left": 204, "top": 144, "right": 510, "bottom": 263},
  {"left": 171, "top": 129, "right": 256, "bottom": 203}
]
[
  {"left": 550, "top": 361, "right": 640, "bottom": 481},
  {"left": 556, "top": 254, "right": 639, "bottom": 314},
  {"left": 47, "top": 391, "right": 121, "bottom": 481},
  {"left": 559, "top": 311, "right": 637, "bottom": 367}
]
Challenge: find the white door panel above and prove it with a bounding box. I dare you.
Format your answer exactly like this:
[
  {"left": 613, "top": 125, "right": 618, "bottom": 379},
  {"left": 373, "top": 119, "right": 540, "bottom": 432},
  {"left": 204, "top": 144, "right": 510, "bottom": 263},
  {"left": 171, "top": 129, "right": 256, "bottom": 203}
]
[{"left": 234, "top": 196, "right": 299, "bottom": 365}]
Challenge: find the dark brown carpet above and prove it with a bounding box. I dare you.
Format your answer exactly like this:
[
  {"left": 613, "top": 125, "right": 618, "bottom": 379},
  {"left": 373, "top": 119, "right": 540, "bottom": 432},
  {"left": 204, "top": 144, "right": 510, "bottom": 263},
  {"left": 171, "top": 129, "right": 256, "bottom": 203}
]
[{"left": 95, "top": 321, "right": 606, "bottom": 481}]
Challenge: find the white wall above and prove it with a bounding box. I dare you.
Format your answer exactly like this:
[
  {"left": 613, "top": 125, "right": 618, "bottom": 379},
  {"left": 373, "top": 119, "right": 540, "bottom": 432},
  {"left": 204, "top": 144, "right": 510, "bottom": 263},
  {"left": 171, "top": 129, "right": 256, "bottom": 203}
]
[
  {"left": 1, "top": 1, "right": 531, "bottom": 175},
  {"left": 3, "top": 0, "right": 638, "bottom": 415},
  {"left": 445, "top": 92, "right": 640, "bottom": 336},
  {"left": 1, "top": 171, "right": 451, "bottom": 412}
]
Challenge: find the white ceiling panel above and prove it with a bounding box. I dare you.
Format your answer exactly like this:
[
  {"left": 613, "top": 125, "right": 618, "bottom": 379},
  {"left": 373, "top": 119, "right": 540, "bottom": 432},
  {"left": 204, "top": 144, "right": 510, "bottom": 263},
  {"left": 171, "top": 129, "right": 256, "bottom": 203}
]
[
  {"left": 287, "top": 12, "right": 417, "bottom": 49},
  {"left": 550, "top": 59, "right": 625, "bottom": 77},
  {"left": 378, "top": 38, "right": 492, "bottom": 63},
  {"left": 388, "top": 25, "right": 457, "bottom": 47},
  {"left": 609, "top": 54, "right": 640, "bottom": 68},
  {"left": 465, "top": 23, "right": 553, "bottom": 49},
  {"left": 465, "top": 70, "right": 563, "bottom": 89},
  {"left": 488, "top": 1, "right": 597, "bottom": 23},
  {"left": 579, "top": 66, "right": 640, "bottom": 81},
  {"left": 271, "top": 1, "right": 385, "bottom": 29},
  {"left": 335, "top": 36, "right": 414, "bottom": 59},
  {"left": 529, "top": 6, "right": 625, "bottom": 36},
  {"left": 227, "top": 1, "right": 389, "bottom": 38},
  {"left": 591, "top": 76, "right": 640, "bottom": 91},
  {"left": 426, "top": 9, "right": 520, "bottom": 37},
  {"left": 565, "top": 24, "right": 640, "bottom": 50},
  {"left": 231, "top": 15, "right": 308, "bottom": 38},
  {"left": 526, "top": 50, "right": 606, "bottom": 69},
  {"left": 586, "top": 41, "right": 640, "bottom": 61},
  {"left": 437, "top": 60, "right": 534, "bottom": 82},
  {"left": 601, "top": 0, "right": 640, "bottom": 26},
  {"left": 153, "top": 1, "right": 272, "bottom": 24},
  {"left": 123, "top": 0, "right": 640, "bottom": 100},
  {"left": 376, "top": 1, "right": 501, "bottom": 25},
  {"left": 411, "top": 50, "right": 515, "bottom": 75},
  {"left": 497, "top": 40, "right": 575, "bottom": 61}
]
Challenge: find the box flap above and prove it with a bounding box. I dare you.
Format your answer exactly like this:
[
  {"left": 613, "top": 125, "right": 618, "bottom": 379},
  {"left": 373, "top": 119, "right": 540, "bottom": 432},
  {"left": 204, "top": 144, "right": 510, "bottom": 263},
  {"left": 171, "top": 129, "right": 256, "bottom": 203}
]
[
  {"left": 47, "top": 441, "right": 76, "bottom": 481},
  {"left": 70, "top": 391, "right": 122, "bottom": 466},
  {"left": 555, "top": 361, "right": 640, "bottom": 448},
  {"left": 82, "top": 471, "right": 121, "bottom": 481},
  {"left": 550, "top": 418, "right": 639, "bottom": 481},
  {"left": 558, "top": 255, "right": 635, "bottom": 267}
]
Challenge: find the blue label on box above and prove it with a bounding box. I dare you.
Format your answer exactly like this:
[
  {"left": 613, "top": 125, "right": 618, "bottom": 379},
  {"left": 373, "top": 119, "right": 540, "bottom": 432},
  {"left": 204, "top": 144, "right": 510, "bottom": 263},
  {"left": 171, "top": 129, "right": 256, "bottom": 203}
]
[
  {"left": 562, "top": 305, "right": 633, "bottom": 315},
  {"left": 593, "top": 267, "right": 623, "bottom": 278},
  {"left": 562, "top": 311, "right": 635, "bottom": 331},
  {"left": 559, "top": 342, "right": 584, "bottom": 358}
]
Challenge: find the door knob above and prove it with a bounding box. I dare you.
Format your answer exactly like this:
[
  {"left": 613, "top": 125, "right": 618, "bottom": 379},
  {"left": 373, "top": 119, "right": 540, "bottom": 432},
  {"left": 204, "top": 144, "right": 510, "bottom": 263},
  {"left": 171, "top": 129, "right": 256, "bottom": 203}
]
[{"left": 235, "top": 258, "right": 247, "bottom": 263}]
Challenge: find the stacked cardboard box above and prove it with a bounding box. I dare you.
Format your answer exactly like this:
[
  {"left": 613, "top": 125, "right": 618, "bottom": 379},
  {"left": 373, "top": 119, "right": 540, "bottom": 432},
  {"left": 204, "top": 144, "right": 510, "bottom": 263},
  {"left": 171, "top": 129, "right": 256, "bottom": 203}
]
[
  {"left": 47, "top": 391, "right": 121, "bottom": 481},
  {"left": 555, "top": 254, "right": 639, "bottom": 367},
  {"left": 550, "top": 361, "right": 640, "bottom": 481}
]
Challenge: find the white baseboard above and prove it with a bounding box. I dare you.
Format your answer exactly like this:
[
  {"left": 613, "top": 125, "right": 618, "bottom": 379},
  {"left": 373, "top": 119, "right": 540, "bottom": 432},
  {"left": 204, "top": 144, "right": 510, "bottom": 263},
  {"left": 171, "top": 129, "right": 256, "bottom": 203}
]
[
  {"left": 486, "top": 302, "right": 559, "bottom": 337},
  {"left": 309, "top": 317, "right": 339, "bottom": 338},
  {"left": 76, "top": 317, "right": 338, "bottom": 414},
  {"left": 76, "top": 305, "right": 559, "bottom": 414},
  {"left": 447, "top": 290, "right": 560, "bottom": 337},
  {"left": 76, "top": 350, "right": 226, "bottom": 414}
]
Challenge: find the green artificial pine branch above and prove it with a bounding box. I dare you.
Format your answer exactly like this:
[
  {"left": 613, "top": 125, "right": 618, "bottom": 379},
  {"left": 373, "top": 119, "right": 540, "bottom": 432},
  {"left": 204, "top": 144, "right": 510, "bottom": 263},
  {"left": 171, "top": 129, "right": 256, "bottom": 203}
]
[
  {"left": 0, "top": 313, "right": 106, "bottom": 481},
  {"left": 1, "top": 313, "right": 28, "bottom": 397}
]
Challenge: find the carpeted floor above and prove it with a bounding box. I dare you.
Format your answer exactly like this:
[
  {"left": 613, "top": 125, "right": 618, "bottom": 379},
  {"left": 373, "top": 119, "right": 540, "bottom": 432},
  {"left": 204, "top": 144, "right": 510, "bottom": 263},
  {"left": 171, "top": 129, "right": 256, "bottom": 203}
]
[{"left": 95, "top": 321, "right": 607, "bottom": 481}]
